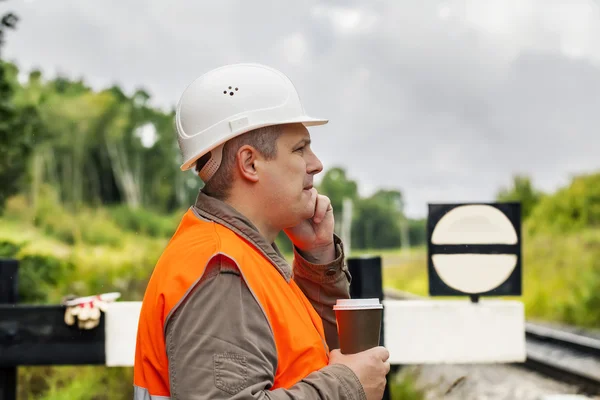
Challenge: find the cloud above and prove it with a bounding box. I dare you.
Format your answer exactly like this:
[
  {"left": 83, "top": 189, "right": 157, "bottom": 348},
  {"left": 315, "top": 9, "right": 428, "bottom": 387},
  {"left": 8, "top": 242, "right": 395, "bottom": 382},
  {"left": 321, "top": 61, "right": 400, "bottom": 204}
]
[
  {"left": 310, "top": 4, "right": 379, "bottom": 36},
  {"left": 3, "top": 0, "right": 600, "bottom": 217},
  {"left": 276, "top": 33, "right": 310, "bottom": 65}
]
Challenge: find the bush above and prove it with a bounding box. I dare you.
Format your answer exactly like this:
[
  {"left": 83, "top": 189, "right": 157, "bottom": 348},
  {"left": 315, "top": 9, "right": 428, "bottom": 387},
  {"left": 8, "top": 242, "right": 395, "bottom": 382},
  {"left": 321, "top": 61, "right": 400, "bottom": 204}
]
[
  {"left": 527, "top": 172, "right": 600, "bottom": 234},
  {"left": 28, "top": 185, "right": 125, "bottom": 247},
  {"left": 67, "top": 260, "right": 150, "bottom": 301},
  {"left": 32, "top": 186, "right": 79, "bottom": 244},
  {"left": 77, "top": 209, "right": 123, "bottom": 247},
  {"left": 390, "top": 367, "right": 426, "bottom": 400},
  {"left": 0, "top": 239, "right": 22, "bottom": 257},
  {"left": 107, "top": 205, "right": 179, "bottom": 238},
  {"left": 17, "top": 253, "right": 76, "bottom": 303},
  {"left": 3, "top": 194, "right": 30, "bottom": 220},
  {"left": 62, "top": 234, "right": 166, "bottom": 301},
  {"left": 0, "top": 238, "right": 75, "bottom": 303},
  {"left": 558, "top": 253, "right": 600, "bottom": 327},
  {"left": 512, "top": 228, "right": 600, "bottom": 329},
  {"left": 37, "top": 210, "right": 79, "bottom": 245},
  {"left": 19, "top": 366, "right": 133, "bottom": 400}
]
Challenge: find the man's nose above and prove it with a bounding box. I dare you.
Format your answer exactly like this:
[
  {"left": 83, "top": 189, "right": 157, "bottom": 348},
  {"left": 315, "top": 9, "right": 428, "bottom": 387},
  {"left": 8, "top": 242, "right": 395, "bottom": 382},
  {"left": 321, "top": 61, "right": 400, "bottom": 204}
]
[{"left": 307, "top": 151, "right": 323, "bottom": 175}]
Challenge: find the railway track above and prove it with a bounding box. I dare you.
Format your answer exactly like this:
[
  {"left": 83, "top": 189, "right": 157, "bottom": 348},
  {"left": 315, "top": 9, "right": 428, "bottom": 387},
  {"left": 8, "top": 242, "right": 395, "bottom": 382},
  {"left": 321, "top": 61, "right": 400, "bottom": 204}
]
[
  {"left": 523, "top": 322, "right": 600, "bottom": 395},
  {"left": 383, "top": 288, "right": 600, "bottom": 396}
]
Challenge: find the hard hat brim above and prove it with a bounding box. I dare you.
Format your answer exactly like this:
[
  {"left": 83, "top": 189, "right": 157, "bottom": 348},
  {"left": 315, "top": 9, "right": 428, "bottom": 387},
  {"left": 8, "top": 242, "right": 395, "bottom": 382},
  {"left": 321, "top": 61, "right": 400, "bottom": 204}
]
[{"left": 180, "top": 116, "right": 328, "bottom": 171}]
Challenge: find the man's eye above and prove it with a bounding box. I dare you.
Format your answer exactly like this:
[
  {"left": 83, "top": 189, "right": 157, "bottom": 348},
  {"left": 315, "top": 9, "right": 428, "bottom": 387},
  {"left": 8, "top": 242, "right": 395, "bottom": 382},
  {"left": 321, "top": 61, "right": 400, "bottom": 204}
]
[{"left": 295, "top": 146, "right": 305, "bottom": 152}]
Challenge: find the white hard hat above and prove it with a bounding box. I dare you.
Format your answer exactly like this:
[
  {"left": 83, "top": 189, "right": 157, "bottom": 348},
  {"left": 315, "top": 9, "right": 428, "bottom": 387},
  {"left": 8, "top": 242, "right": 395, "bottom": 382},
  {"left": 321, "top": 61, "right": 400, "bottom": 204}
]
[{"left": 175, "top": 63, "right": 328, "bottom": 181}]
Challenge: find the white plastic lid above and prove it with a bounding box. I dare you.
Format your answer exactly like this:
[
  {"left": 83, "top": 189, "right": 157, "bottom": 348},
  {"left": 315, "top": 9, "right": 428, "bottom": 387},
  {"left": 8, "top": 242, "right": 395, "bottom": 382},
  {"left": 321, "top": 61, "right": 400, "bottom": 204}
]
[{"left": 333, "top": 298, "right": 383, "bottom": 310}]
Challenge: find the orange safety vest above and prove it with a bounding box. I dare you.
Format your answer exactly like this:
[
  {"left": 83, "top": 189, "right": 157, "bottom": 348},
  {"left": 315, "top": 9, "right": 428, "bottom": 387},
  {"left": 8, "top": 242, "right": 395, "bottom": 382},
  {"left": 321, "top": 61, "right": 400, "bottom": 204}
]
[{"left": 133, "top": 209, "right": 330, "bottom": 397}]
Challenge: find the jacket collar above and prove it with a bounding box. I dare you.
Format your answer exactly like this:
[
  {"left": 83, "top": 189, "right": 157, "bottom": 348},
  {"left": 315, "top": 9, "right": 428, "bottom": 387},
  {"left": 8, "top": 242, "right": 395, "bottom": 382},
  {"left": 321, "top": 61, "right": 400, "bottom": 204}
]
[{"left": 192, "top": 190, "right": 293, "bottom": 282}]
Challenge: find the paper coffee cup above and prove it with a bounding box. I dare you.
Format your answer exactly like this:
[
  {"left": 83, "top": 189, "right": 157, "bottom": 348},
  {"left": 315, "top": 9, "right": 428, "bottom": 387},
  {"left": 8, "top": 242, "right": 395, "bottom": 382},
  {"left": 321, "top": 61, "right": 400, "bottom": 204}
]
[{"left": 334, "top": 298, "right": 383, "bottom": 354}]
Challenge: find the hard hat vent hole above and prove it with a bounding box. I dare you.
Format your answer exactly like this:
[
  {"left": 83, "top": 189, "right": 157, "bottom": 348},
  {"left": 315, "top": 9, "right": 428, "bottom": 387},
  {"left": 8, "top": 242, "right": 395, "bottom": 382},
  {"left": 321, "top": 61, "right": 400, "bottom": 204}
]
[{"left": 223, "top": 86, "right": 239, "bottom": 96}]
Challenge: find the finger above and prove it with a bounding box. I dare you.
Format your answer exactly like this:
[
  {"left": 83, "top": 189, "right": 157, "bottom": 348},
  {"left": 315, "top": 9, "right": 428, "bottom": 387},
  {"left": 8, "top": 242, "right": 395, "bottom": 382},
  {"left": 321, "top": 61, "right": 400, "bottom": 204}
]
[
  {"left": 328, "top": 349, "right": 343, "bottom": 363},
  {"left": 374, "top": 346, "right": 390, "bottom": 361},
  {"left": 90, "top": 305, "right": 101, "bottom": 320},
  {"left": 383, "top": 361, "right": 391, "bottom": 374},
  {"left": 313, "top": 195, "right": 331, "bottom": 224},
  {"left": 329, "top": 349, "right": 342, "bottom": 358},
  {"left": 97, "top": 300, "right": 108, "bottom": 313},
  {"left": 79, "top": 305, "right": 90, "bottom": 320},
  {"left": 309, "top": 188, "right": 318, "bottom": 214},
  {"left": 64, "top": 308, "right": 75, "bottom": 326}
]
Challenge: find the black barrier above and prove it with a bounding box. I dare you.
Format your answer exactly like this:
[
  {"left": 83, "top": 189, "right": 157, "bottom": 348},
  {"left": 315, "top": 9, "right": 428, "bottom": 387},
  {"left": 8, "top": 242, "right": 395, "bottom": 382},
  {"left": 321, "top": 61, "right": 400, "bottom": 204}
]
[
  {"left": 347, "top": 255, "right": 393, "bottom": 400},
  {"left": 0, "top": 259, "right": 18, "bottom": 400},
  {"left": 347, "top": 255, "right": 385, "bottom": 346},
  {"left": 0, "top": 259, "right": 106, "bottom": 400},
  {"left": 0, "top": 305, "right": 105, "bottom": 367}
]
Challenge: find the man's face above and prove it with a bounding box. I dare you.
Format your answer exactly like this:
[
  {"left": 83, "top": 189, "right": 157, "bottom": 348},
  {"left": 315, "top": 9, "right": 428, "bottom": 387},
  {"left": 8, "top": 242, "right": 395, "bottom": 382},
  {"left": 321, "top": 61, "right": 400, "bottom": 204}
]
[{"left": 259, "top": 123, "right": 324, "bottom": 229}]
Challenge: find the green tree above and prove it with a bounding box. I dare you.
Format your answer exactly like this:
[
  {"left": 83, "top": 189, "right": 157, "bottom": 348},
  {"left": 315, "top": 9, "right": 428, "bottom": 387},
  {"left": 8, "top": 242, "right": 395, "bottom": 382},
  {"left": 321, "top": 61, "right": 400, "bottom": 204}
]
[
  {"left": 407, "top": 218, "right": 427, "bottom": 247},
  {"left": 352, "top": 189, "right": 404, "bottom": 249},
  {"left": 496, "top": 175, "right": 543, "bottom": 220},
  {"left": 527, "top": 172, "right": 600, "bottom": 234},
  {"left": 317, "top": 167, "right": 359, "bottom": 233},
  {"left": 6, "top": 66, "right": 201, "bottom": 214},
  {"left": 0, "top": 9, "right": 38, "bottom": 213}
]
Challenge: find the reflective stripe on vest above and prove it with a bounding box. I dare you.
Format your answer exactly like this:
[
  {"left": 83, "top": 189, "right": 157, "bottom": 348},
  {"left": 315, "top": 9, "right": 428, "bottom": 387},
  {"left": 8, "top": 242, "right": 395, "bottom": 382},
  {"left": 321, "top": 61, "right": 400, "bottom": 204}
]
[
  {"left": 133, "top": 208, "right": 329, "bottom": 397},
  {"left": 134, "top": 385, "right": 170, "bottom": 400}
]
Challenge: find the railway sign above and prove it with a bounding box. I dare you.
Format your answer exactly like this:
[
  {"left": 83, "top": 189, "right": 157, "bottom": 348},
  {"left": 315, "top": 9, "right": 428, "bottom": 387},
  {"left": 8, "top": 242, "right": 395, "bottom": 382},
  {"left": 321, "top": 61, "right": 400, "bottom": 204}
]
[{"left": 427, "top": 202, "right": 522, "bottom": 298}]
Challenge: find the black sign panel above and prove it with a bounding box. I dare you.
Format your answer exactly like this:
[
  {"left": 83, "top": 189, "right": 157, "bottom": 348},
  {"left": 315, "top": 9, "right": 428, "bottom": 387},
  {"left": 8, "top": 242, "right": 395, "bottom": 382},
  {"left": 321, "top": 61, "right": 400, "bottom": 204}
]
[{"left": 427, "top": 202, "right": 522, "bottom": 297}]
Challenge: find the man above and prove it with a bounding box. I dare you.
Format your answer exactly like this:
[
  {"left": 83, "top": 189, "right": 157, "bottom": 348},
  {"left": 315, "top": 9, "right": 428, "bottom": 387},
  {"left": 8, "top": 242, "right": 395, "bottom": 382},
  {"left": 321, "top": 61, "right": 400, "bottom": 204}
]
[{"left": 133, "top": 63, "right": 390, "bottom": 400}]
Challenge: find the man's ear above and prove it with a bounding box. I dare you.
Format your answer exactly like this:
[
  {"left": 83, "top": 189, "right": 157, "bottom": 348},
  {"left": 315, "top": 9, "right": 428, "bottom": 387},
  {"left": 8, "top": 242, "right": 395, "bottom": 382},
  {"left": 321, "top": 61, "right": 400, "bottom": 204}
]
[{"left": 236, "top": 145, "right": 260, "bottom": 183}]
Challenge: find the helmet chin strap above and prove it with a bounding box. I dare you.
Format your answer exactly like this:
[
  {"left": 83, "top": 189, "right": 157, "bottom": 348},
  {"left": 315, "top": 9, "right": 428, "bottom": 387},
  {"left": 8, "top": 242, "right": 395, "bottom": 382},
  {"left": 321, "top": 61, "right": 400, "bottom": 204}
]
[{"left": 198, "top": 144, "right": 224, "bottom": 183}]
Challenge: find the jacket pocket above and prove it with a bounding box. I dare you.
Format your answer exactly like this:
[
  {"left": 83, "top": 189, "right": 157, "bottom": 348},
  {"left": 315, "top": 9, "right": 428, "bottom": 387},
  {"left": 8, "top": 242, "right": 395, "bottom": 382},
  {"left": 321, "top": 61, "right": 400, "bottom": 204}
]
[{"left": 214, "top": 352, "right": 248, "bottom": 395}]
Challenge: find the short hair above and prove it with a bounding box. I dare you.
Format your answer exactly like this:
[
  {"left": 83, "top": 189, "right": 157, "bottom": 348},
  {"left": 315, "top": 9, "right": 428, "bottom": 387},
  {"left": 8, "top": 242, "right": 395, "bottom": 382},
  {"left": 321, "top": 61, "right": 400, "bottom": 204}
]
[{"left": 195, "top": 124, "right": 284, "bottom": 200}]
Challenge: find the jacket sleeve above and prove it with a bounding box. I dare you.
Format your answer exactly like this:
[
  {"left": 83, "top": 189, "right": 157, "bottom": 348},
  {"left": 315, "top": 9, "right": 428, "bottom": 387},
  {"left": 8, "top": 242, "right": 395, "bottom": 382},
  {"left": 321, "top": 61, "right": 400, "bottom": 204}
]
[
  {"left": 292, "top": 235, "right": 351, "bottom": 350},
  {"left": 165, "top": 254, "right": 365, "bottom": 400}
]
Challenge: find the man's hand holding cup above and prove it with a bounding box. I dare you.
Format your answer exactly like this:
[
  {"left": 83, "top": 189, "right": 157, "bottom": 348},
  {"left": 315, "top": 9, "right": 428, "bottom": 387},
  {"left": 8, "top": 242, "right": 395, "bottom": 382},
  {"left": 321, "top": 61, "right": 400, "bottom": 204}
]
[{"left": 330, "top": 298, "right": 390, "bottom": 400}]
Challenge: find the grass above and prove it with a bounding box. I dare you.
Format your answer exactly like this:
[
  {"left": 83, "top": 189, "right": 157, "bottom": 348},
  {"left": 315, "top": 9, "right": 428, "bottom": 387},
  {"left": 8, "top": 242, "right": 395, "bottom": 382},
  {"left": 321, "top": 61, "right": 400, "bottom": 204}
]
[
  {"left": 521, "top": 228, "right": 600, "bottom": 326},
  {"left": 0, "top": 217, "right": 168, "bottom": 303},
  {"left": 389, "top": 367, "right": 426, "bottom": 400},
  {"left": 0, "top": 219, "right": 72, "bottom": 259},
  {"left": 376, "top": 249, "right": 429, "bottom": 296},
  {"left": 18, "top": 366, "right": 133, "bottom": 400}
]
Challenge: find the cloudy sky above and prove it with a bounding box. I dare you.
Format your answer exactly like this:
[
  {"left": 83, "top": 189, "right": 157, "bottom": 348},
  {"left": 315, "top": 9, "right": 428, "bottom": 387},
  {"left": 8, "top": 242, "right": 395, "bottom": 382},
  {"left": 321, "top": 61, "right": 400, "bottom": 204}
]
[{"left": 3, "top": 0, "right": 600, "bottom": 217}]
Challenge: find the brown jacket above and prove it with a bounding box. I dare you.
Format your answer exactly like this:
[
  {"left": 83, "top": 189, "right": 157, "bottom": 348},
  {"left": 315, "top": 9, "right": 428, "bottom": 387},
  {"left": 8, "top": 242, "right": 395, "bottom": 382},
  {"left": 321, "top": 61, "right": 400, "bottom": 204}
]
[{"left": 164, "top": 191, "right": 366, "bottom": 399}]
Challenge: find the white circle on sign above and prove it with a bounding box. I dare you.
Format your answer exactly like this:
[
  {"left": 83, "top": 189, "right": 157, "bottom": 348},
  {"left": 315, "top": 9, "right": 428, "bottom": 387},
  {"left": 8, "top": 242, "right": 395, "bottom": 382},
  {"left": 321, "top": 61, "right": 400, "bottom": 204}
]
[
  {"left": 432, "top": 205, "right": 517, "bottom": 245},
  {"left": 432, "top": 254, "right": 517, "bottom": 293},
  {"left": 431, "top": 205, "right": 518, "bottom": 293}
]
